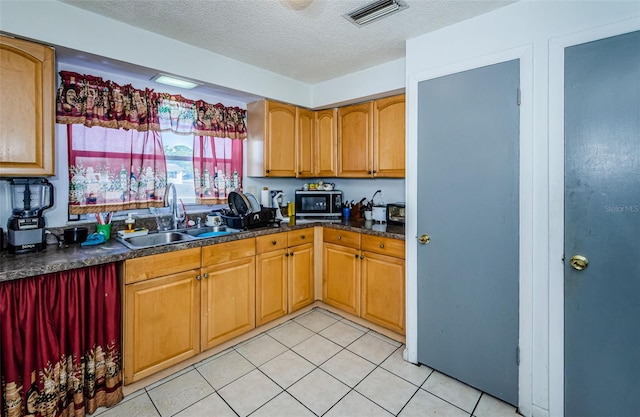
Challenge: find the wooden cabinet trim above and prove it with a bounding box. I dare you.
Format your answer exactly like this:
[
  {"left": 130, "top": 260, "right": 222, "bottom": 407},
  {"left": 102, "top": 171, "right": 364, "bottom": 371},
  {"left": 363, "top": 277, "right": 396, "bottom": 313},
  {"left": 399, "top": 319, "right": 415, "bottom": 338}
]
[
  {"left": 256, "top": 232, "right": 288, "bottom": 254},
  {"left": 202, "top": 238, "right": 255, "bottom": 265},
  {"left": 288, "top": 228, "right": 314, "bottom": 247},
  {"left": 125, "top": 247, "right": 201, "bottom": 284},
  {"left": 322, "top": 228, "right": 360, "bottom": 249},
  {"left": 361, "top": 234, "right": 405, "bottom": 258}
]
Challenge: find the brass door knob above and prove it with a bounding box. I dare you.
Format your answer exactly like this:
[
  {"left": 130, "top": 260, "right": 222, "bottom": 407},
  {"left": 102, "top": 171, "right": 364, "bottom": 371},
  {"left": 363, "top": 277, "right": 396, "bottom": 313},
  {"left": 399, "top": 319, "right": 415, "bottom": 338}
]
[
  {"left": 570, "top": 255, "right": 588, "bottom": 271},
  {"left": 418, "top": 234, "right": 430, "bottom": 244}
]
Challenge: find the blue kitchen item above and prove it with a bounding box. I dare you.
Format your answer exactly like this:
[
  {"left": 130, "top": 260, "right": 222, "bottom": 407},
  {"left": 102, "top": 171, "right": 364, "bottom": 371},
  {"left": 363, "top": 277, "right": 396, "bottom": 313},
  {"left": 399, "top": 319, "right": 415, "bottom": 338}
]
[
  {"left": 81, "top": 233, "right": 106, "bottom": 246},
  {"left": 197, "top": 231, "right": 231, "bottom": 238}
]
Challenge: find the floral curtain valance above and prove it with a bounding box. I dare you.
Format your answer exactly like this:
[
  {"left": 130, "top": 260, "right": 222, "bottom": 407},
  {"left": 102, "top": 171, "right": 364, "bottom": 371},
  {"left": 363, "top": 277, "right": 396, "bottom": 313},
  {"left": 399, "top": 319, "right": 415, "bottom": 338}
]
[{"left": 56, "top": 71, "right": 247, "bottom": 139}]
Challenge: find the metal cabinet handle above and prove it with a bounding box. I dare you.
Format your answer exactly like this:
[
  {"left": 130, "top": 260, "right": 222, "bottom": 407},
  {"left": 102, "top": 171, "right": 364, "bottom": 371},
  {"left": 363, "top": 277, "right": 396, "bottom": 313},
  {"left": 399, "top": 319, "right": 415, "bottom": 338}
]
[
  {"left": 203, "top": 273, "right": 209, "bottom": 279},
  {"left": 379, "top": 243, "right": 385, "bottom": 248},
  {"left": 272, "top": 240, "right": 277, "bottom": 245},
  {"left": 360, "top": 255, "right": 364, "bottom": 260},
  {"left": 196, "top": 275, "right": 201, "bottom": 281},
  {"left": 338, "top": 236, "right": 342, "bottom": 240},
  {"left": 354, "top": 254, "right": 358, "bottom": 259},
  {"left": 285, "top": 253, "right": 289, "bottom": 257},
  {"left": 290, "top": 252, "right": 294, "bottom": 257},
  {"left": 301, "top": 235, "right": 305, "bottom": 239}
]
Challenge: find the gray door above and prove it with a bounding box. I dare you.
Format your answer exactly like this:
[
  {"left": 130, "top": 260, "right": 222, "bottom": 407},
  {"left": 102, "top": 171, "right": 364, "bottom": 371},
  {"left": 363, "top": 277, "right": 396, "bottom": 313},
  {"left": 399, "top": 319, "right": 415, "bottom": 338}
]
[
  {"left": 564, "top": 30, "right": 640, "bottom": 417},
  {"left": 416, "top": 60, "right": 520, "bottom": 406}
]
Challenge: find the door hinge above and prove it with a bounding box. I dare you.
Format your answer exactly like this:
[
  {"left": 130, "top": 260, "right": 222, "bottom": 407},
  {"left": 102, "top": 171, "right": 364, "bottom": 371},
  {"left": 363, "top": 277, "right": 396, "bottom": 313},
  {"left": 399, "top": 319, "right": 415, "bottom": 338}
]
[
  {"left": 517, "top": 88, "right": 521, "bottom": 106},
  {"left": 516, "top": 346, "right": 520, "bottom": 365}
]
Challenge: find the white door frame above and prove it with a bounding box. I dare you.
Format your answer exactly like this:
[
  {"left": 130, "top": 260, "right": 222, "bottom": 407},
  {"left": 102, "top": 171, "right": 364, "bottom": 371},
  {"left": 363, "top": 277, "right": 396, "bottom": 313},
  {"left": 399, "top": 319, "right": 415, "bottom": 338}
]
[
  {"left": 405, "top": 45, "right": 534, "bottom": 415},
  {"left": 548, "top": 18, "right": 640, "bottom": 417}
]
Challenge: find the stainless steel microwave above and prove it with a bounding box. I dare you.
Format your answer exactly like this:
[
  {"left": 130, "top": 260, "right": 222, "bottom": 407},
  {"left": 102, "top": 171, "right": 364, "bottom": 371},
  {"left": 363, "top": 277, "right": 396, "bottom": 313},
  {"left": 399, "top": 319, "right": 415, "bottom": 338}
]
[{"left": 295, "top": 190, "right": 343, "bottom": 217}]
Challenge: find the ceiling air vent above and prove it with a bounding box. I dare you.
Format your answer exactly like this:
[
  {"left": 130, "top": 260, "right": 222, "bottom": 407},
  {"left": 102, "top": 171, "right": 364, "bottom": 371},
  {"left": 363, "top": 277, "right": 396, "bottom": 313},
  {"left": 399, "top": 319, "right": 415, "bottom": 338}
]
[{"left": 344, "top": 0, "right": 408, "bottom": 27}]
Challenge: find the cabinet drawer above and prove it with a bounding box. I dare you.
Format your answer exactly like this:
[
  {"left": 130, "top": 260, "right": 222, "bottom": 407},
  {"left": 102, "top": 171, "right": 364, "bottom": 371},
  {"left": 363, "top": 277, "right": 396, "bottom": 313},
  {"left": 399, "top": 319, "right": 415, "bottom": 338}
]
[
  {"left": 125, "top": 248, "right": 201, "bottom": 284},
  {"left": 256, "top": 232, "right": 288, "bottom": 254},
  {"left": 202, "top": 238, "right": 255, "bottom": 265},
  {"left": 288, "top": 228, "right": 314, "bottom": 247},
  {"left": 361, "top": 235, "right": 405, "bottom": 258},
  {"left": 323, "top": 228, "right": 360, "bottom": 249}
]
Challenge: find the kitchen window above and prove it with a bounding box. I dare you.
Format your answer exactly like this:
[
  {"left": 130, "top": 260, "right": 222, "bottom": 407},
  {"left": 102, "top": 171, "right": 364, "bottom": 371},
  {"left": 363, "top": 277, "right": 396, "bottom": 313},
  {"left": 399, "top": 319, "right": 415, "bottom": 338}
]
[{"left": 56, "top": 70, "right": 247, "bottom": 216}]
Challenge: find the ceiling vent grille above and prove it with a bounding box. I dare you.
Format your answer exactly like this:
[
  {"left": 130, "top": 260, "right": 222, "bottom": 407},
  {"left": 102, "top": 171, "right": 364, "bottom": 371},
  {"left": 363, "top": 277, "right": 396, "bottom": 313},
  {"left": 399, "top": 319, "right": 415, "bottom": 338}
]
[{"left": 344, "top": 0, "right": 408, "bottom": 27}]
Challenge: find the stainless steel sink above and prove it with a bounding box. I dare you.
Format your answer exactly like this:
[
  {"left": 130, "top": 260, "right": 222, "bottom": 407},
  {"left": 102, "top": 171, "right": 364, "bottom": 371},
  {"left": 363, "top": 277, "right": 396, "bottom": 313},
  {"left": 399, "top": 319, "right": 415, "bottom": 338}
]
[
  {"left": 182, "top": 226, "right": 240, "bottom": 238},
  {"left": 117, "top": 231, "right": 196, "bottom": 249},
  {"left": 117, "top": 227, "right": 243, "bottom": 249}
]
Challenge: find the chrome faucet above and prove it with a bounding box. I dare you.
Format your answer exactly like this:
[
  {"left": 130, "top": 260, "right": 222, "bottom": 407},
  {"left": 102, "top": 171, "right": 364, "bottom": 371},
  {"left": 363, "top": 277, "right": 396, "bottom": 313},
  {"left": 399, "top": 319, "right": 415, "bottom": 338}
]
[
  {"left": 370, "top": 189, "right": 382, "bottom": 208},
  {"left": 164, "top": 183, "right": 185, "bottom": 230}
]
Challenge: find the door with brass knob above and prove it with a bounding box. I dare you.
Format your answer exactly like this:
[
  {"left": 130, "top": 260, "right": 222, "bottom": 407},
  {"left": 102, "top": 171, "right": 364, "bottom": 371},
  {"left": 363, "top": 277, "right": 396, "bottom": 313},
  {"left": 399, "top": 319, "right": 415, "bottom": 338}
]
[
  {"left": 416, "top": 59, "right": 520, "bottom": 406},
  {"left": 564, "top": 31, "right": 640, "bottom": 416}
]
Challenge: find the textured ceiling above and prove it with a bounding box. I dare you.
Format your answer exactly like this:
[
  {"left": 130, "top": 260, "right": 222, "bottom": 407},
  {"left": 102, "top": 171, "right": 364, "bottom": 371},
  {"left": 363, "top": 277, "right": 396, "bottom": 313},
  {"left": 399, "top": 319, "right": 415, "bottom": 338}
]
[{"left": 58, "top": 0, "right": 514, "bottom": 84}]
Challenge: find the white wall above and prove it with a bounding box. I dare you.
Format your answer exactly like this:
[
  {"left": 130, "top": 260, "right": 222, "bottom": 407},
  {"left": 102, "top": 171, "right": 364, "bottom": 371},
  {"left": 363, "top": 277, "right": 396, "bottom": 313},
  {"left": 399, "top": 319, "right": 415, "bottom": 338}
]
[{"left": 404, "top": 2, "right": 640, "bottom": 417}]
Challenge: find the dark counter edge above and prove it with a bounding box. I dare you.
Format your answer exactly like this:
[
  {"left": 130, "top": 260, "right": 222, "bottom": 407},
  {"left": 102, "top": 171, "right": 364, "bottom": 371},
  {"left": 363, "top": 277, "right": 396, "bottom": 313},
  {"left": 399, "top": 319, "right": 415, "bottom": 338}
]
[{"left": 0, "top": 220, "right": 404, "bottom": 282}]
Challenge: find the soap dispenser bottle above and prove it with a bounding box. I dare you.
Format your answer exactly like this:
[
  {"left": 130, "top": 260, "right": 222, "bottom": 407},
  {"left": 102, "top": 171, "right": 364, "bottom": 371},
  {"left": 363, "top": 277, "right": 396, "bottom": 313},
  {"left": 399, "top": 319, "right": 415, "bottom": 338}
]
[{"left": 125, "top": 213, "right": 136, "bottom": 232}]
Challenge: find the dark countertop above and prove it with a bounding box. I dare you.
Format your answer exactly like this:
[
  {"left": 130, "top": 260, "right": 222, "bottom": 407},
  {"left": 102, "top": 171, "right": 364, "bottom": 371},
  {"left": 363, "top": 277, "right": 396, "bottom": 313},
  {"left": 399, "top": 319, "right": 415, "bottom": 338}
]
[{"left": 0, "top": 220, "right": 404, "bottom": 282}]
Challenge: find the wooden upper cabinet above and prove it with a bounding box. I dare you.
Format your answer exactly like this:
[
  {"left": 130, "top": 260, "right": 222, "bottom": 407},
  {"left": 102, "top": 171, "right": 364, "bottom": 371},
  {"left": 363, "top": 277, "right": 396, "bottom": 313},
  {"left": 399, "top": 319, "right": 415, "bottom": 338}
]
[
  {"left": 296, "top": 107, "right": 314, "bottom": 178},
  {"left": 315, "top": 108, "right": 337, "bottom": 177},
  {"left": 373, "top": 94, "right": 405, "bottom": 178},
  {"left": 247, "top": 100, "right": 297, "bottom": 177},
  {"left": 0, "top": 35, "right": 55, "bottom": 177},
  {"left": 337, "top": 101, "right": 373, "bottom": 178}
]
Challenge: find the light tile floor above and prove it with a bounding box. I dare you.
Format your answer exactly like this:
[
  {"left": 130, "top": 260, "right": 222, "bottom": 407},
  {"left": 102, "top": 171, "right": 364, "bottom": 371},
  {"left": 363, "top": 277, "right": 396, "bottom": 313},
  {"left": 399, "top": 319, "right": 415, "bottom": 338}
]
[{"left": 95, "top": 308, "right": 521, "bottom": 417}]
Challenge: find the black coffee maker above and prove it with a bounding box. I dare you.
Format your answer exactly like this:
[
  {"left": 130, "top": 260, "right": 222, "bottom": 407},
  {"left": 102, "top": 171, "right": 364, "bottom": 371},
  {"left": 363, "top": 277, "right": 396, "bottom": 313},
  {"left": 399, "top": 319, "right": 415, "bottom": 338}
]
[{"left": 7, "top": 178, "right": 54, "bottom": 254}]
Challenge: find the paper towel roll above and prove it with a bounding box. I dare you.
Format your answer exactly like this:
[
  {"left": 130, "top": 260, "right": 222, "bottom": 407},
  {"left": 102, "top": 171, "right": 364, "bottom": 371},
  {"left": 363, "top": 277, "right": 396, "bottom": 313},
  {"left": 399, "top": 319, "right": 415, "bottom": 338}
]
[{"left": 261, "top": 188, "right": 271, "bottom": 207}]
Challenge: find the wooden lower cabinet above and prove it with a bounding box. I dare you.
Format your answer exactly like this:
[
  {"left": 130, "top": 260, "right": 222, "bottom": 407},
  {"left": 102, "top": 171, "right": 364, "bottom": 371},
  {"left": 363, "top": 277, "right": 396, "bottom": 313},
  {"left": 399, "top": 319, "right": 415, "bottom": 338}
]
[
  {"left": 323, "top": 242, "right": 361, "bottom": 315},
  {"left": 288, "top": 242, "right": 314, "bottom": 312},
  {"left": 201, "top": 238, "right": 256, "bottom": 349},
  {"left": 124, "top": 241, "right": 256, "bottom": 384},
  {"left": 323, "top": 228, "right": 406, "bottom": 334},
  {"left": 256, "top": 248, "right": 288, "bottom": 326},
  {"left": 201, "top": 256, "right": 256, "bottom": 350},
  {"left": 122, "top": 227, "right": 406, "bottom": 384},
  {"left": 124, "top": 268, "right": 201, "bottom": 384},
  {"left": 256, "top": 229, "right": 315, "bottom": 326},
  {"left": 361, "top": 251, "right": 405, "bottom": 334}
]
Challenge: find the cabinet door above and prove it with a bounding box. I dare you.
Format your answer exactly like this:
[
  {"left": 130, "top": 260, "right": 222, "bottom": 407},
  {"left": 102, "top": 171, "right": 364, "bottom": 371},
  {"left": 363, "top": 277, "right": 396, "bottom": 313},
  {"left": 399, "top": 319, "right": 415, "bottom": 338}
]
[
  {"left": 256, "top": 249, "right": 288, "bottom": 326},
  {"left": 201, "top": 257, "right": 256, "bottom": 350},
  {"left": 361, "top": 251, "right": 405, "bottom": 334},
  {"left": 289, "top": 242, "right": 315, "bottom": 312},
  {"left": 337, "top": 101, "right": 373, "bottom": 178},
  {"left": 323, "top": 242, "right": 360, "bottom": 315},
  {"left": 297, "top": 107, "right": 314, "bottom": 178},
  {"left": 124, "top": 269, "right": 201, "bottom": 384},
  {"left": 315, "top": 108, "right": 337, "bottom": 177},
  {"left": 0, "top": 35, "right": 55, "bottom": 176},
  {"left": 373, "top": 94, "right": 405, "bottom": 178},
  {"left": 265, "top": 101, "right": 297, "bottom": 177}
]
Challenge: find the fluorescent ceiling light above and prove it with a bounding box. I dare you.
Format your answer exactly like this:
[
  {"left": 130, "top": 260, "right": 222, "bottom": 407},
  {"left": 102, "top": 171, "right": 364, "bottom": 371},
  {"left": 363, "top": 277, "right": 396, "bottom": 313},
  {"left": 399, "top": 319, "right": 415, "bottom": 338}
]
[
  {"left": 151, "top": 74, "right": 200, "bottom": 89},
  {"left": 344, "top": 0, "right": 408, "bottom": 27}
]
